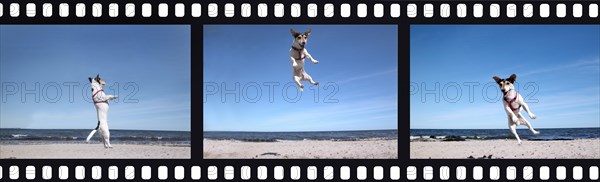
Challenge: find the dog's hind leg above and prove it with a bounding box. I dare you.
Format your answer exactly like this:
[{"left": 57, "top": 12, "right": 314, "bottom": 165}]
[
  {"left": 303, "top": 73, "right": 319, "bottom": 86},
  {"left": 100, "top": 127, "right": 112, "bottom": 148},
  {"left": 105, "top": 138, "right": 112, "bottom": 148},
  {"left": 521, "top": 118, "right": 540, "bottom": 135},
  {"left": 293, "top": 75, "right": 304, "bottom": 91},
  {"left": 97, "top": 129, "right": 107, "bottom": 148},
  {"left": 105, "top": 129, "right": 113, "bottom": 148},
  {"left": 509, "top": 122, "right": 522, "bottom": 145}
]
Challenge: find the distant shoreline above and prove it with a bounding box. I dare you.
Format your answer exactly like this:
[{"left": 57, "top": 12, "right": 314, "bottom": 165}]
[
  {"left": 205, "top": 129, "right": 397, "bottom": 132},
  {"left": 410, "top": 128, "right": 600, "bottom": 141},
  {"left": 204, "top": 137, "right": 398, "bottom": 143},
  {"left": 0, "top": 128, "right": 190, "bottom": 144},
  {"left": 204, "top": 129, "right": 398, "bottom": 142},
  {"left": 411, "top": 127, "right": 600, "bottom": 130},
  {"left": 0, "top": 128, "right": 191, "bottom": 132}
]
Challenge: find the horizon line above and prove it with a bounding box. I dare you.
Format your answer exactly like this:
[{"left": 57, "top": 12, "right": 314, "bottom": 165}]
[
  {"left": 204, "top": 128, "right": 398, "bottom": 133},
  {"left": 0, "top": 128, "right": 191, "bottom": 132},
  {"left": 411, "top": 127, "right": 600, "bottom": 130}
]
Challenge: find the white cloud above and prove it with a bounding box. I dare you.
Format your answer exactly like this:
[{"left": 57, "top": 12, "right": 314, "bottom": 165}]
[
  {"left": 520, "top": 59, "right": 600, "bottom": 77},
  {"left": 334, "top": 68, "right": 397, "bottom": 84}
]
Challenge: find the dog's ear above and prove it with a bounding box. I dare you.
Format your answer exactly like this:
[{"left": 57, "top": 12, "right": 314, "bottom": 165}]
[
  {"left": 88, "top": 77, "right": 93, "bottom": 83},
  {"left": 94, "top": 74, "right": 101, "bottom": 82},
  {"left": 492, "top": 76, "right": 502, "bottom": 83},
  {"left": 507, "top": 74, "right": 517, "bottom": 83},
  {"left": 290, "top": 29, "right": 297, "bottom": 37},
  {"left": 305, "top": 29, "right": 312, "bottom": 37}
]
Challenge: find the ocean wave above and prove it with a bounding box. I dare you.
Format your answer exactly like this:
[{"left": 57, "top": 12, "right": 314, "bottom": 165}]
[
  {"left": 0, "top": 135, "right": 80, "bottom": 141},
  {"left": 204, "top": 138, "right": 279, "bottom": 142},
  {"left": 0, "top": 134, "right": 31, "bottom": 139},
  {"left": 409, "top": 135, "right": 593, "bottom": 141},
  {"left": 11, "top": 134, "right": 29, "bottom": 138},
  {"left": 0, "top": 135, "right": 189, "bottom": 142},
  {"left": 204, "top": 137, "right": 397, "bottom": 142}
]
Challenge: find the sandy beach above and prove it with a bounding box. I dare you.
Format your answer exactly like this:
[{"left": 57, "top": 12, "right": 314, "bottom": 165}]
[
  {"left": 411, "top": 138, "right": 600, "bottom": 159},
  {"left": 204, "top": 139, "right": 398, "bottom": 159},
  {"left": 0, "top": 143, "right": 190, "bottom": 159}
]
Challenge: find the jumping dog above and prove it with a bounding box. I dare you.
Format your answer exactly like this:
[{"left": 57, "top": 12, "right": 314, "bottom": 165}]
[
  {"left": 493, "top": 74, "right": 540, "bottom": 144},
  {"left": 86, "top": 74, "right": 118, "bottom": 148},
  {"left": 290, "top": 28, "right": 319, "bottom": 91}
]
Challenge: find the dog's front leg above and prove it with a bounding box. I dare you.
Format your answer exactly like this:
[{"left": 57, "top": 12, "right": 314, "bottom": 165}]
[
  {"left": 97, "top": 94, "right": 119, "bottom": 102},
  {"left": 504, "top": 105, "right": 519, "bottom": 124},
  {"left": 290, "top": 57, "right": 299, "bottom": 67},
  {"left": 303, "top": 50, "right": 318, "bottom": 64},
  {"left": 519, "top": 100, "right": 536, "bottom": 119},
  {"left": 106, "top": 95, "right": 118, "bottom": 101}
]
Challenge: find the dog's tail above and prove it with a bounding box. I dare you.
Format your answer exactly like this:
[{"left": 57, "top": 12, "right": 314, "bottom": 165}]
[
  {"left": 86, "top": 130, "right": 97, "bottom": 143},
  {"left": 86, "top": 120, "right": 101, "bottom": 143}
]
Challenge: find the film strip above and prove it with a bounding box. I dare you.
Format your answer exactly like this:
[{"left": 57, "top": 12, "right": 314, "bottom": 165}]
[{"left": 0, "top": 0, "right": 599, "bottom": 181}]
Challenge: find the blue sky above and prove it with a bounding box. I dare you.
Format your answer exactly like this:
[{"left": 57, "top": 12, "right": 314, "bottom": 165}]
[
  {"left": 411, "top": 25, "right": 600, "bottom": 129},
  {"left": 0, "top": 25, "right": 191, "bottom": 131},
  {"left": 204, "top": 25, "right": 398, "bottom": 132}
]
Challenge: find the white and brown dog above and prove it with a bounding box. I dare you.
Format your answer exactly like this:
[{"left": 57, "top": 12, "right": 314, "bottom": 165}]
[
  {"left": 86, "top": 74, "right": 118, "bottom": 148},
  {"left": 493, "top": 74, "right": 540, "bottom": 144},
  {"left": 290, "top": 29, "right": 319, "bottom": 91}
]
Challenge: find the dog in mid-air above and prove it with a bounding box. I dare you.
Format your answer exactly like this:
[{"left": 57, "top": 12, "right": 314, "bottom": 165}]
[
  {"left": 86, "top": 74, "right": 118, "bottom": 148},
  {"left": 290, "top": 28, "right": 319, "bottom": 91},
  {"left": 493, "top": 74, "right": 540, "bottom": 144}
]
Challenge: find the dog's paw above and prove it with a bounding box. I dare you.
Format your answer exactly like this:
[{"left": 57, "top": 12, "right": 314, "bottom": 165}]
[
  {"left": 518, "top": 140, "right": 522, "bottom": 145},
  {"left": 313, "top": 82, "right": 319, "bottom": 85},
  {"left": 299, "top": 85, "right": 304, "bottom": 88},
  {"left": 511, "top": 116, "right": 520, "bottom": 124},
  {"left": 533, "top": 131, "right": 540, "bottom": 135},
  {"left": 529, "top": 114, "right": 537, "bottom": 119},
  {"left": 313, "top": 60, "right": 319, "bottom": 64}
]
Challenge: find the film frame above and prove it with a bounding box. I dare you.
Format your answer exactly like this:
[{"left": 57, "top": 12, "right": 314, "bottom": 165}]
[{"left": 0, "top": 0, "right": 598, "bottom": 181}]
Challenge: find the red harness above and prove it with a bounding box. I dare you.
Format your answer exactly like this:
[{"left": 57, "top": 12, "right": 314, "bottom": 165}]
[
  {"left": 292, "top": 46, "right": 305, "bottom": 60},
  {"left": 503, "top": 90, "right": 520, "bottom": 111},
  {"left": 92, "top": 89, "right": 108, "bottom": 104}
]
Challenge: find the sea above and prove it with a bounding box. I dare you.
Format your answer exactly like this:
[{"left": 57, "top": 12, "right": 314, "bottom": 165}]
[
  {"left": 204, "top": 129, "right": 398, "bottom": 142},
  {"left": 0, "top": 128, "right": 191, "bottom": 145},
  {"left": 410, "top": 128, "right": 600, "bottom": 141}
]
